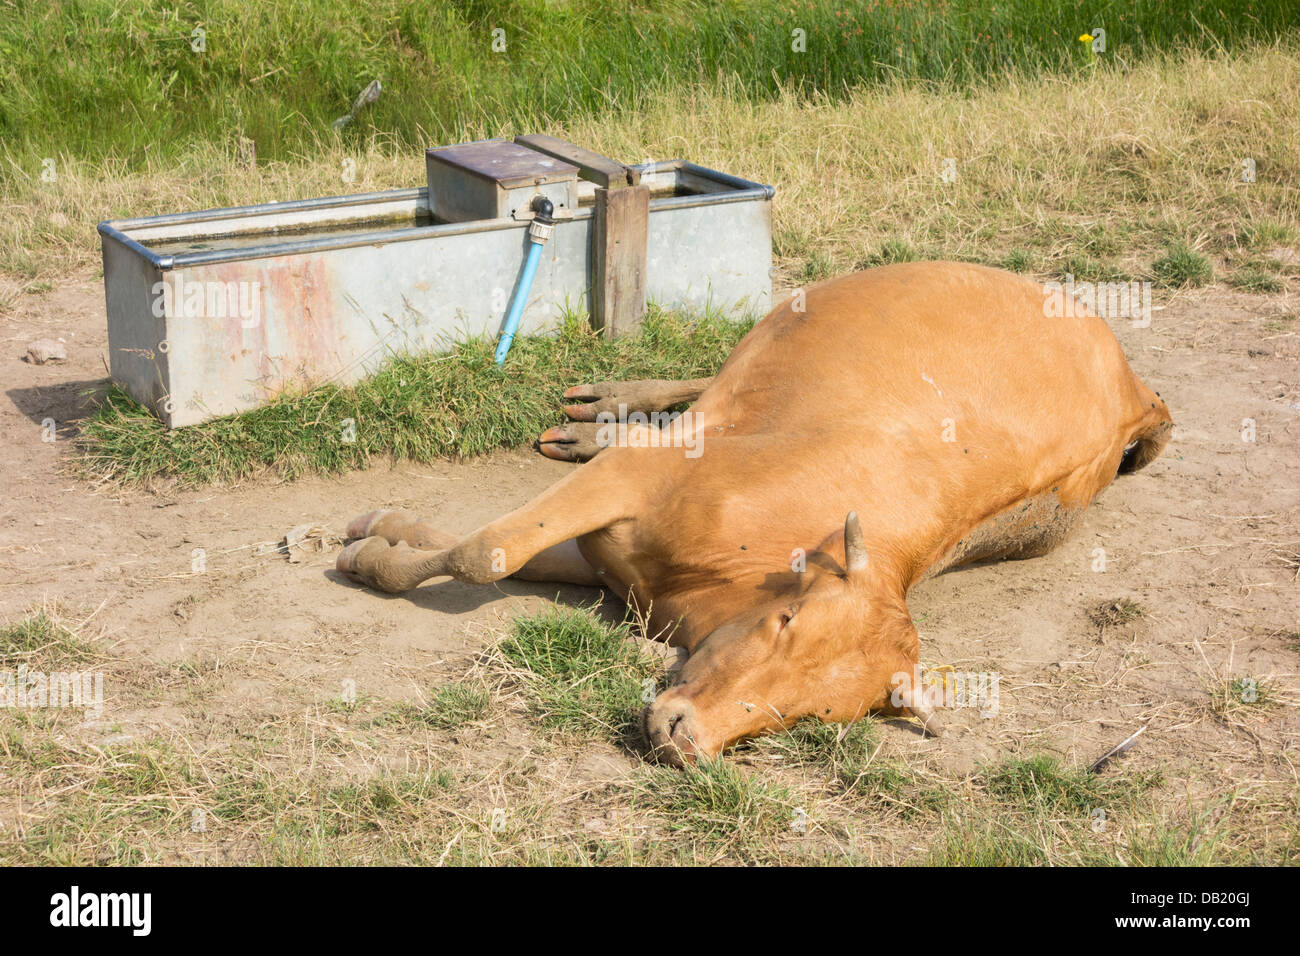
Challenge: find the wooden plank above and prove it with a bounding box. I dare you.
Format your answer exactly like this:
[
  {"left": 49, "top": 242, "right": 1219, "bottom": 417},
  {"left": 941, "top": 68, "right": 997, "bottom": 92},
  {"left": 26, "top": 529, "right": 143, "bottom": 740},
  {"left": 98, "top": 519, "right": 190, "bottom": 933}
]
[
  {"left": 515, "top": 134, "right": 641, "bottom": 189},
  {"left": 590, "top": 184, "right": 649, "bottom": 338}
]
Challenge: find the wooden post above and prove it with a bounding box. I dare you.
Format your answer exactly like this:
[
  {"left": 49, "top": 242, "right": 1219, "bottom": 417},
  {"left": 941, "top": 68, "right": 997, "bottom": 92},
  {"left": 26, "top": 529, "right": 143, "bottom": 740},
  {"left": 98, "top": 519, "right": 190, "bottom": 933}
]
[
  {"left": 590, "top": 183, "right": 649, "bottom": 338},
  {"left": 514, "top": 134, "right": 648, "bottom": 337}
]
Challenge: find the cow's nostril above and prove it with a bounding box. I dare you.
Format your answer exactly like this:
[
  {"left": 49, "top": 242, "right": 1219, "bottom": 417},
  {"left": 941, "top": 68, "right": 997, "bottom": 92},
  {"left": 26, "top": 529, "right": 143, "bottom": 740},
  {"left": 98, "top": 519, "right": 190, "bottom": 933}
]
[{"left": 643, "top": 699, "right": 701, "bottom": 768}]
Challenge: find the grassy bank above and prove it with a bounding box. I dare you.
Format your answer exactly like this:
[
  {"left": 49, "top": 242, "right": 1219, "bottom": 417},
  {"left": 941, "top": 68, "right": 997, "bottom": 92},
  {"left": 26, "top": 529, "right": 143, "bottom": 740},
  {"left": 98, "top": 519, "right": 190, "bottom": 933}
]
[
  {"left": 2, "top": 0, "right": 1295, "bottom": 170},
  {"left": 76, "top": 307, "right": 750, "bottom": 486},
  {"left": 51, "top": 41, "right": 1300, "bottom": 486},
  {"left": 5, "top": 37, "right": 1297, "bottom": 284}
]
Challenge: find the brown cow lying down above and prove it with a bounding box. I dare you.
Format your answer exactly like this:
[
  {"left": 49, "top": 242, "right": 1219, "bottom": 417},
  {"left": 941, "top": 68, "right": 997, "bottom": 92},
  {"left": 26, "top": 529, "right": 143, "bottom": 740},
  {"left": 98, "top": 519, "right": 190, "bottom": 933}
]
[{"left": 337, "top": 262, "right": 1173, "bottom": 765}]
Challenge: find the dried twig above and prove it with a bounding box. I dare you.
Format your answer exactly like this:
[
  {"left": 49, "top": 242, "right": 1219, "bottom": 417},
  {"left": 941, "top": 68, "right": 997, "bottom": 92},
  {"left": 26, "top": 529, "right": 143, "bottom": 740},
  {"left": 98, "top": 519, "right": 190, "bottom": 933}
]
[{"left": 1088, "top": 721, "right": 1151, "bottom": 774}]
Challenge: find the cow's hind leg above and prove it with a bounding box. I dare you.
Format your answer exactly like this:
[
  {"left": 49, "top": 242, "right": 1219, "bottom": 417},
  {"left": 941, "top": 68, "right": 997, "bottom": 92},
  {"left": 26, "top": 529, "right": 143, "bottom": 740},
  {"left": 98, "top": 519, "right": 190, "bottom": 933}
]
[
  {"left": 346, "top": 509, "right": 457, "bottom": 551},
  {"left": 539, "top": 377, "right": 713, "bottom": 462}
]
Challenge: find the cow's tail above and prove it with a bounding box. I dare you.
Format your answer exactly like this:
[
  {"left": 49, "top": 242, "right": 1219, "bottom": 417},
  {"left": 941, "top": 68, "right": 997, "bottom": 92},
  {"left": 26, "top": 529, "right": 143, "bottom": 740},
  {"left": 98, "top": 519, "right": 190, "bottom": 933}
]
[{"left": 1118, "top": 405, "right": 1174, "bottom": 475}]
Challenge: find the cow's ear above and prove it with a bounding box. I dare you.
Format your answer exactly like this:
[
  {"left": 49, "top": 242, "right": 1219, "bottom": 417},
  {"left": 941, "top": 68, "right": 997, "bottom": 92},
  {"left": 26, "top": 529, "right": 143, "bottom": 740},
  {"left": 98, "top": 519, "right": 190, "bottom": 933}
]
[{"left": 844, "top": 511, "right": 869, "bottom": 574}]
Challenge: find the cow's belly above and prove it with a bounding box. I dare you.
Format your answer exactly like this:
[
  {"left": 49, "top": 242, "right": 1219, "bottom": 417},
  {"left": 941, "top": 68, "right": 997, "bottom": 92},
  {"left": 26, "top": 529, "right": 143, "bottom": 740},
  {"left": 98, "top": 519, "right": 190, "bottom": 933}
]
[
  {"left": 921, "top": 489, "right": 1088, "bottom": 580},
  {"left": 575, "top": 521, "right": 653, "bottom": 605}
]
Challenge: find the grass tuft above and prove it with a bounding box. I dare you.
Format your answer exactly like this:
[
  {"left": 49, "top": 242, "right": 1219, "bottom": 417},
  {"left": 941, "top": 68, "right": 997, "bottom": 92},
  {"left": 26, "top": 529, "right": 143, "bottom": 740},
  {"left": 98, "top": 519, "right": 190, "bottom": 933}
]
[
  {"left": 1088, "top": 598, "right": 1145, "bottom": 631},
  {"left": 1228, "top": 263, "right": 1286, "bottom": 292},
  {"left": 858, "top": 238, "right": 919, "bottom": 269},
  {"left": 642, "top": 758, "right": 795, "bottom": 843},
  {"left": 1000, "top": 249, "right": 1035, "bottom": 273},
  {"left": 495, "top": 604, "right": 663, "bottom": 741},
  {"left": 982, "top": 754, "right": 1159, "bottom": 815},
  {"left": 752, "top": 715, "right": 877, "bottom": 764},
  {"left": 0, "top": 611, "right": 99, "bottom": 669},
  {"left": 411, "top": 683, "right": 493, "bottom": 731},
  {"left": 1152, "top": 241, "right": 1214, "bottom": 287}
]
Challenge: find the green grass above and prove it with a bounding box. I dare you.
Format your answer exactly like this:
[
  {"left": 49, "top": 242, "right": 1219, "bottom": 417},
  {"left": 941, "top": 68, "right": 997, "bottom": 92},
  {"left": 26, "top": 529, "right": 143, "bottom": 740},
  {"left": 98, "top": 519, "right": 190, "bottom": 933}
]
[
  {"left": 1228, "top": 263, "right": 1286, "bottom": 292},
  {"left": 3, "top": 733, "right": 460, "bottom": 864},
  {"left": 1057, "top": 252, "right": 1129, "bottom": 283},
  {"left": 925, "top": 754, "right": 1176, "bottom": 865},
  {"left": 495, "top": 604, "right": 664, "bottom": 741},
  {"left": 750, "top": 717, "right": 951, "bottom": 818},
  {"left": 1001, "top": 249, "right": 1036, "bottom": 273},
  {"left": 2, "top": 0, "right": 1295, "bottom": 173},
  {"left": 857, "top": 238, "right": 920, "bottom": 269},
  {"left": 799, "top": 251, "right": 836, "bottom": 283},
  {"left": 1227, "top": 676, "right": 1274, "bottom": 709},
  {"left": 314, "top": 770, "right": 457, "bottom": 834},
  {"left": 642, "top": 757, "right": 796, "bottom": 843},
  {"left": 927, "top": 817, "right": 1055, "bottom": 865},
  {"left": 409, "top": 683, "right": 493, "bottom": 730},
  {"left": 76, "top": 306, "right": 750, "bottom": 486},
  {"left": 843, "top": 760, "right": 952, "bottom": 819},
  {"left": 929, "top": 806, "right": 1229, "bottom": 866},
  {"left": 0, "top": 612, "right": 99, "bottom": 669},
  {"left": 1152, "top": 241, "right": 1214, "bottom": 287},
  {"left": 981, "top": 754, "right": 1159, "bottom": 814},
  {"left": 753, "top": 715, "right": 878, "bottom": 765}
]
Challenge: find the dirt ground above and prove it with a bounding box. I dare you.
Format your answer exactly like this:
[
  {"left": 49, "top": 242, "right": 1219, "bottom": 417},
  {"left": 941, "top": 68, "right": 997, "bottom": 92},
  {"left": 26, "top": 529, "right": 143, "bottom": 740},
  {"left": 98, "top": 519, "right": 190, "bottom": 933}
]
[{"left": 1, "top": 272, "right": 1297, "bottom": 863}]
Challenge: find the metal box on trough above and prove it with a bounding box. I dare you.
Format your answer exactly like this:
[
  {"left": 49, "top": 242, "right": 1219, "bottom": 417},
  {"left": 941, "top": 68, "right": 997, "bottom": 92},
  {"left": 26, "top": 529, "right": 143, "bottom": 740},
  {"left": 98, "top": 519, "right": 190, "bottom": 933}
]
[{"left": 425, "top": 139, "right": 581, "bottom": 222}]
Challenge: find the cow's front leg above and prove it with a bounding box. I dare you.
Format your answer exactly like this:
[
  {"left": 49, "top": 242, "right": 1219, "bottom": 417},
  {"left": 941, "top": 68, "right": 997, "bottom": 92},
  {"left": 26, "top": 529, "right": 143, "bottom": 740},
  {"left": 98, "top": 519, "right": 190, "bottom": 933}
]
[
  {"left": 337, "top": 455, "right": 643, "bottom": 593},
  {"left": 558, "top": 377, "right": 715, "bottom": 422},
  {"left": 539, "top": 377, "right": 714, "bottom": 461}
]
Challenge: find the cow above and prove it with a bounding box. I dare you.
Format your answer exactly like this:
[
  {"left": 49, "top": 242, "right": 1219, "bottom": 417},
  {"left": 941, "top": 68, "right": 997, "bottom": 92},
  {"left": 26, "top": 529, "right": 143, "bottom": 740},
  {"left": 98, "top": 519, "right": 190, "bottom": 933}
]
[{"left": 336, "top": 262, "right": 1173, "bottom": 766}]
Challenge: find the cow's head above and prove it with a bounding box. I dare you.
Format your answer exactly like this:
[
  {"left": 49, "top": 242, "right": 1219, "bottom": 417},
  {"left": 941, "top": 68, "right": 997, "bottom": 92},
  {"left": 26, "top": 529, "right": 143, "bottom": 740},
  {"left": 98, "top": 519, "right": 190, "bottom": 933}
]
[{"left": 642, "top": 512, "right": 939, "bottom": 765}]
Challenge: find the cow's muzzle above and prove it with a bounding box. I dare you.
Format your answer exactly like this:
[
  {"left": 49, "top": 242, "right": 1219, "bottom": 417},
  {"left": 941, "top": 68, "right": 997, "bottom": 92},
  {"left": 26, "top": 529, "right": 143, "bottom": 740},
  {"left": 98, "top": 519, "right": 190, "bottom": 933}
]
[{"left": 642, "top": 696, "right": 703, "bottom": 768}]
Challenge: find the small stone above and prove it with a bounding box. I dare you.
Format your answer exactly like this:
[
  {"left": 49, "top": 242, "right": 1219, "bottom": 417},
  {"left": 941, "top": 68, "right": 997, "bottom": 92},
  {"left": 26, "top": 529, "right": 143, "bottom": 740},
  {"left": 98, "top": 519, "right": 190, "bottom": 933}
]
[{"left": 24, "top": 339, "right": 67, "bottom": 364}]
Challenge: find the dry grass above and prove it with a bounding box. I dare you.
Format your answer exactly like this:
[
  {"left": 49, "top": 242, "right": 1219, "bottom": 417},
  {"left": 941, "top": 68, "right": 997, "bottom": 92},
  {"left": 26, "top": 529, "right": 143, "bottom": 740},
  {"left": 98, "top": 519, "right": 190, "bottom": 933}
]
[
  {"left": 3, "top": 43, "right": 1297, "bottom": 288},
  {"left": 2, "top": 604, "right": 1294, "bottom": 865}
]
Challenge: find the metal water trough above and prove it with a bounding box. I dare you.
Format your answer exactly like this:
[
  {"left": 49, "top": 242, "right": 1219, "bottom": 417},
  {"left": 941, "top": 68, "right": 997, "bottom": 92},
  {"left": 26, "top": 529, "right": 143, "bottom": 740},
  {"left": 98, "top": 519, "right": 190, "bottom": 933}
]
[{"left": 98, "top": 137, "right": 775, "bottom": 427}]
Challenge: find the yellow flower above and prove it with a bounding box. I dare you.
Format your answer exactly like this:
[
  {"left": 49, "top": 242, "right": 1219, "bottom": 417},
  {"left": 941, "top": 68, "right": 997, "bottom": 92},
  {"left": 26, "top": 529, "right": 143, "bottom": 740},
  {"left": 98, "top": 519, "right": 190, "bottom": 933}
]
[{"left": 1079, "top": 34, "right": 1094, "bottom": 44}]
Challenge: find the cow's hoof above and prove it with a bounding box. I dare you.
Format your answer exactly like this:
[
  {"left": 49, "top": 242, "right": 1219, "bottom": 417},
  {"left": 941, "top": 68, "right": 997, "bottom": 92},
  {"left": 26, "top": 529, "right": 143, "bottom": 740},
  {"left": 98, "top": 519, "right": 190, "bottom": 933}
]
[
  {"left": 538, "top": 423, "right": 602, "bottom": 462},
  {"left": 560, "top": 383, "right": 612, "bottom": 422},
  {"left": 642, "top": 698, "right": 702, "bottom": 768},
  {"left": 335, "top": 535, "right": 390, "bottom": 585},
  {"left": 346, "top": 509, "right": 399, "bottom": 541}
]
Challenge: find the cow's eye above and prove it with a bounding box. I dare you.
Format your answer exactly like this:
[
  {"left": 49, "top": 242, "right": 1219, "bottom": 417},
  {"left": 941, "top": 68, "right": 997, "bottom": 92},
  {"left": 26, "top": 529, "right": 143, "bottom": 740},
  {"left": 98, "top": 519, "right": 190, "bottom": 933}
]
[{"left": 778, "top": 608, "right": 796, "bottom": 630}]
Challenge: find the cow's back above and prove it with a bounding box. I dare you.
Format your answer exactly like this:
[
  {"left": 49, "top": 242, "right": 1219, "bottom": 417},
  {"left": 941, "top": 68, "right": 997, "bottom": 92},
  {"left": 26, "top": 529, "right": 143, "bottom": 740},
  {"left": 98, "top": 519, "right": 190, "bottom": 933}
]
[{"left": 698, "top": 262, "right": 1158, "bottom": 446}]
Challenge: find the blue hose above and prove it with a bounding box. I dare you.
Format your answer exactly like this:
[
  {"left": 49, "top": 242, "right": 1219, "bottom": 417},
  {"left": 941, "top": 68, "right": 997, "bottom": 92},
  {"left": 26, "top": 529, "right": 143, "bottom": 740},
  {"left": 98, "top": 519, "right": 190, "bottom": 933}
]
[{"left": 495, "top": 237, "right": 544, "bottom": 365}]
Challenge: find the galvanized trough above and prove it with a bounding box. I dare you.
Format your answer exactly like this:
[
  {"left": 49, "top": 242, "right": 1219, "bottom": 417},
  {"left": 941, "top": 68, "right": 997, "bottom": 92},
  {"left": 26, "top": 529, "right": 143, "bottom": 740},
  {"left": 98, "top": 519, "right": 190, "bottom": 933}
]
[{"left": 98, "top": 140, "right": 775, "bottom": 427}]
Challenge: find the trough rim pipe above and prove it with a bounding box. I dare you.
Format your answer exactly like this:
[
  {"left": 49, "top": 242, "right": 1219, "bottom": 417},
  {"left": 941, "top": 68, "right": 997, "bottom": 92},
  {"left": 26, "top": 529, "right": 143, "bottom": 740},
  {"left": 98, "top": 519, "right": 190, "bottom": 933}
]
[{"left": 494, "top": 196, "right": 555, "bottom": 365}]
